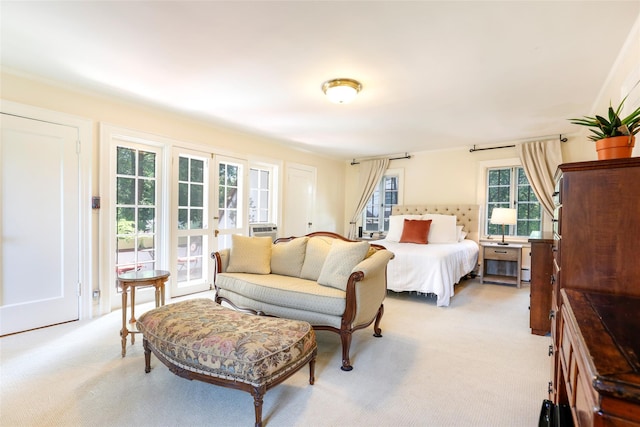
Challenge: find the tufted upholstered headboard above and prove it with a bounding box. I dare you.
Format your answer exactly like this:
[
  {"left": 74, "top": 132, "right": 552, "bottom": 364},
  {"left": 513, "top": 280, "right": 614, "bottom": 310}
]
[{"left": 391, "top": 204, "right": 480, "bottom": 243}]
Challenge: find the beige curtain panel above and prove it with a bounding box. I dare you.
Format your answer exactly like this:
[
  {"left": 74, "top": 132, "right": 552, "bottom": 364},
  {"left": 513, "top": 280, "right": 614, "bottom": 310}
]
[
  {"left": 347, "top": 158, "right": 389, "bottom": 240},
  {"left": 517, "top": 139, "right": 563, "bottom": 217}
]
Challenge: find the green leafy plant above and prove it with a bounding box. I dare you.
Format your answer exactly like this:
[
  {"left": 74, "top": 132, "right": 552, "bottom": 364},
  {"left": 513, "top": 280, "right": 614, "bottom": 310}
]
[{"left": 570, "top": 96, "right": 640, "bottom": 142}]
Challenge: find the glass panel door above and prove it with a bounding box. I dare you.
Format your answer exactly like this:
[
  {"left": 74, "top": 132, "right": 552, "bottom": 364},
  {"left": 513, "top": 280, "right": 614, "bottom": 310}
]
[
  {"left": 215, "top": 156, "right": 247, "bottom": 250},
  {"left": 171, "top": 148, "right": 213, "bottom": 297},
  {"left": 115, "top": 146, "right": 159, "bottom": 277}
]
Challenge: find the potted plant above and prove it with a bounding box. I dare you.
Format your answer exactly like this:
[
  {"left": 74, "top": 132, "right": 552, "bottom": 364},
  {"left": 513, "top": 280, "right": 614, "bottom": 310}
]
[{"left": 570, "top": 96, "right": 640, "bottom": 160}]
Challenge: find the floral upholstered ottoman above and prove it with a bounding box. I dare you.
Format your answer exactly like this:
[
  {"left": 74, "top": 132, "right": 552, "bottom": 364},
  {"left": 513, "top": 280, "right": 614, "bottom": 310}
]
[{"left": 137, "top": 298, "right": 317, "bottom": 427}]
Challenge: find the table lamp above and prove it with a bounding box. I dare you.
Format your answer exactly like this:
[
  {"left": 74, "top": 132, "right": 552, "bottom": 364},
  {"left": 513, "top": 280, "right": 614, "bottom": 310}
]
[{"left": 490, "top": 207, "right": 517, "bottom": 245}]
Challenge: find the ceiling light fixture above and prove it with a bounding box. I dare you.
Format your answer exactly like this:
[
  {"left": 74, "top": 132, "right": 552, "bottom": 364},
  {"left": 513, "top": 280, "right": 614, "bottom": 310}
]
[{"left": 321, "top": 78, "right": 362, "bottom": 104}]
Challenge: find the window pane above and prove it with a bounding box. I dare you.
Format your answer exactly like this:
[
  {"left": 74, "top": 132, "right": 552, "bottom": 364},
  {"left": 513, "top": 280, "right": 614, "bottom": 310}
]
[
  {"left": 117, "top": 207, "right": 135, "bottom": 233},
  {"left": 179, "top": 183, "right": 188, "bottom": 206},
  {"left": 260, "top": 170, "right": 269, "bottom": 189},
  {"left": 138, "top": 178, "right": 155, "bottom": 205},
  {"left": 179, "top": 157, "right": 189, "bottom": 181},
  {"left": 138, "top": 151, "right": 155, "bottom": 177},
  {"left": 138, "top": 208, "right": 155, "bottom": 233},
  {"left": 117, "top": 147, "right": 135, "bottom": 175},
  {"left": 190, "top": 159, "right": 204, "bottom": 183},
  {"left": 250, "top": 169, "right": 258, "bottom": 188},
  {"left": 226, "top": 165, "right": 238, "bottom": 186},
  {"left": 178, "top": 208, "right": 188, "bottom": 229},
  {"left": 190, "top": 209, "right": 203, "bottom": 229},
  {"left": 116, "top": 177, "right": 135, "bottom": 205},
  {"left": 190, "top": 184, "right": 203, "bottom": 207}
]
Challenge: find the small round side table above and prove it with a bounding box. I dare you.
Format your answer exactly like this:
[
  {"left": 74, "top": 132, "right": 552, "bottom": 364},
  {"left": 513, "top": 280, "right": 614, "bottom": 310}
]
[{"left": 117, "top": 269, "right": 170, "bottom": 357}]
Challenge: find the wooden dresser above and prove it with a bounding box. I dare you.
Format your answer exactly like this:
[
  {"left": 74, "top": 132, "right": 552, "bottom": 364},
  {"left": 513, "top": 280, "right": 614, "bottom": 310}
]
[
  {"left": 559, "top": 289, "right": 640, "bottom": 426},
  {"left": 550, "top": 157, "right": 640, "bottom": 426}
]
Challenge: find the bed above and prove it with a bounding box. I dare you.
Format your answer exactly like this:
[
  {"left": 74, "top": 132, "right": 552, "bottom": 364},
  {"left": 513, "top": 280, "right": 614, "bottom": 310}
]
[{"left": 374, "top": 204, "right": 480, "bottom": 307}]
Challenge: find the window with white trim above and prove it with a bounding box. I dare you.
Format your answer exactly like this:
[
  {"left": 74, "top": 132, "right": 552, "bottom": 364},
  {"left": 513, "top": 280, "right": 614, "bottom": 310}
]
[
  {"left": 249, "top": 166, "right": 273, "bottom": 223},
  {"left": 486, "top": 166, "right": 542, "bottom": 238},
  {"left": 362, "top": 171, "right": 401, "bottom": 233}
]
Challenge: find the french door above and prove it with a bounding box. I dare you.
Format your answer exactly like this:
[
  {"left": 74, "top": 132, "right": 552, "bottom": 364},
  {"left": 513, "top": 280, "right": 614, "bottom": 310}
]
[
  {"left": 170, "top": 148, "right": 214, "bottom": 297},
  {"left": 215, "top": 155, "right": 247, "bottom": 250},
  {"left": 110, "top": 141, "right": 164, "bottom": 308}
]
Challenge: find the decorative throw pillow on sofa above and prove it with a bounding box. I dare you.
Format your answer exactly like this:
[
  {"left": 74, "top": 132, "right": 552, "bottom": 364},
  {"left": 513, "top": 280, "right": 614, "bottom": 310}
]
[
  {"left": 317, "top": 240, "right": 370, "bottom": 291},
  {"left": 300, "top": 236, "right": 333, "bottom": 281},
  {"left": 226, "top": 234, "right": 272, "bottom": 274},
  {"left": 271, "top": 237, "right": 308, "bottom": 277}
]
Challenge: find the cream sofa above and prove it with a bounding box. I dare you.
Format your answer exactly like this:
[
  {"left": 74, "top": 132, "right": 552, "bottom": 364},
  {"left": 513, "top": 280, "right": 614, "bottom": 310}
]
[{"left": 211, "top": 231, "right": 394, "bottom": 371}]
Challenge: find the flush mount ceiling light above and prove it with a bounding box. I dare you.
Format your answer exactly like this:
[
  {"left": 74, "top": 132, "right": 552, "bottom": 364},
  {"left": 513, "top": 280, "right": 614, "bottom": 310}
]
[{"left": 321, "top": 78, "right": 362, "bottom": 104}]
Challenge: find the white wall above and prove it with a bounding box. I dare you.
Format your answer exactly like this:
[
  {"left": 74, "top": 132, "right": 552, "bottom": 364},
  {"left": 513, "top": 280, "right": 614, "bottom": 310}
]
[
  {"left": 344, "top": 14, "right": 640, "bottom": 232},
  {"left": 1, "top": 71, "right": 347, "bottom": 317}
]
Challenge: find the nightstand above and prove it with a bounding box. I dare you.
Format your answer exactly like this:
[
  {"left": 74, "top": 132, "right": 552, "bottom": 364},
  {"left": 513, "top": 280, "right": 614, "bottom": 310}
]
[{"left": 480, "top": 242, "right": 522, "bottom": 288}]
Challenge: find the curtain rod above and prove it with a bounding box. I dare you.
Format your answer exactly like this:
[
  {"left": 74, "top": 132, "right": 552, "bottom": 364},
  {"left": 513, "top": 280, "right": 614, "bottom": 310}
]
[
  {"left": 350, "top": 152, "right": 411, "bottom": 166},
  {"left": 469, "top": 134, "right": 567, "bottom": 153}
]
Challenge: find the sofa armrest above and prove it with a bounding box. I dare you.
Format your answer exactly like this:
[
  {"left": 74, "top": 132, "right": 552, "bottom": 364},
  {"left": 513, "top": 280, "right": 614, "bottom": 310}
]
[
  {"left": 211, "top": 248, "right": 231, "bottom": 274},
  {"left": 345, "top": 249, "right": 395, "bottom": 328}
]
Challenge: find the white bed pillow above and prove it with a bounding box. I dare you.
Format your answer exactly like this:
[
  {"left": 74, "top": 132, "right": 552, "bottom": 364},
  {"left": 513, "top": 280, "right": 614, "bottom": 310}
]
[
  {"left": 421, "top": 214, "right": 458, "bottom": 243},
  {"left": 386, "top": 214, "right": 422, "bottom": 242}
]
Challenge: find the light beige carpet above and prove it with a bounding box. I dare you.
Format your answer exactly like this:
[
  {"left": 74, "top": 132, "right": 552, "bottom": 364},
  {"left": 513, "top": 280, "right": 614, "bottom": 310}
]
[{"left": 0, "top": 278, "right": 549, "bottom": 426}]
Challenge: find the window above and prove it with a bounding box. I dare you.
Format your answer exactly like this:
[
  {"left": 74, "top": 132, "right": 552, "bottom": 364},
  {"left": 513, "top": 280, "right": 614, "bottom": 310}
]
[
  {"left": 115, "top": 145, "right": 159, "bottom": 281},
  {"left": 363, "top": 173, "right": 400, "bottom": 233},
  {"left": 249, "top": 166, "right": 271, "bottom": 223},
  {"left": 486, "top": 166, "right": 541, "bottom": 238}
]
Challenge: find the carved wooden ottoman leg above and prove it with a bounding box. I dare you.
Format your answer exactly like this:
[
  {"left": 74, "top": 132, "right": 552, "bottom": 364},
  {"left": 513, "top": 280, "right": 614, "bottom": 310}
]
[
  {"left": 143, "top": 338, "right": 151, "bottom": 374},
  {"left": 309, "top": 351, "right": 317, "bottom": 385},
  {"left": 251, "top": 385, "right": 266, "bottom": 427}
]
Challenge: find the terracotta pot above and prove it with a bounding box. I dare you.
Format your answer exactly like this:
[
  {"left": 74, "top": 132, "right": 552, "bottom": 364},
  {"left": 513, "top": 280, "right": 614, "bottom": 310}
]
[{"left": 595, "top": 135, "right": 635, "bottom": 160}]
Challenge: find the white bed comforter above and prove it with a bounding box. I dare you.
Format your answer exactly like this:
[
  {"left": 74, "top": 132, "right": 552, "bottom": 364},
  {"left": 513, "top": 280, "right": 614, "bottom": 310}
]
[{"left": 376, "top": 239, "right": 479, "bottom": 307}]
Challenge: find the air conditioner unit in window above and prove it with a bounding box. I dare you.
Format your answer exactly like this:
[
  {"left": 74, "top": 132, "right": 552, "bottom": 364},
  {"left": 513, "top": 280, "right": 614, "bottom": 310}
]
[{"left": 249, "top": 223, "right": 278, "bottom": 242}]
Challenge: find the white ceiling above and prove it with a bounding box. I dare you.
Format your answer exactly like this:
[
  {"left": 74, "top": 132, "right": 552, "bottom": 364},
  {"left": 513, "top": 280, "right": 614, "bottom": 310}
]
[{"left": 2, "top": 1, "right": 639, "bottom": 160}]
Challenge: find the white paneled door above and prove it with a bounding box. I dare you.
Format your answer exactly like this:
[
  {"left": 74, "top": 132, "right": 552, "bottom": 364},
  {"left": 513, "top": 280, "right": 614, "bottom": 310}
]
[
  {"left": 0, "top": 114, "right": 80, "bottom": 335},
  {"left": 284, "top": 164, "right": 316, "bottom": 236}
]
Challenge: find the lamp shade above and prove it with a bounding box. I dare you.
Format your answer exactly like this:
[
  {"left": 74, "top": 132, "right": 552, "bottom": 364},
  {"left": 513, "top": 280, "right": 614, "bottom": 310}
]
[{"left": 490, "top": 208, "right": 517, "bottom": 225}]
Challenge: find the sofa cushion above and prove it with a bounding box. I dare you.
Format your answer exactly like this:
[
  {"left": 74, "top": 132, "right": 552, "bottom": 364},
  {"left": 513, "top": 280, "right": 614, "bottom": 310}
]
[
  {"left": 317, "top": 240, "right": 370, "bottom": 291},
  {"left": 271, "top": 237, "right": 308, "bottom": 277},
  {"left": 300, "top": 236, "right": 333, "bottom": 281},
  {"left": 227, "top": 235, "right": 272, "bottom": 274},
  {"left": 216, "top": 273, "right": 346, "bottom": 316}
]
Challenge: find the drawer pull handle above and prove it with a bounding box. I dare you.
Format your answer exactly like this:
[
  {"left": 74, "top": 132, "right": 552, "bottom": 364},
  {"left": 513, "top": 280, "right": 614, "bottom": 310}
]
[
  {"left": 548, "top": 381, "right": 553, "bottom": 395},
  {"left": 495, "top": 250, "right": 507, "bottom": 254},
  {"left": 549, "top": 310, "right": 555, "bottom": 320},
  {"left": 548, "top": 345, "right": 554, "bottom": 356},
  {"left": 550, "top": 276, "right": 555, "bottom": 285}
]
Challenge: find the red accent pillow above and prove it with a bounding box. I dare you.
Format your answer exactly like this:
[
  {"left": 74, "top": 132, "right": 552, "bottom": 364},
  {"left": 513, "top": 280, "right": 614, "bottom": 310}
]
[{"left": 399, "top": 219, "right": 432, "bottom": 244}]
